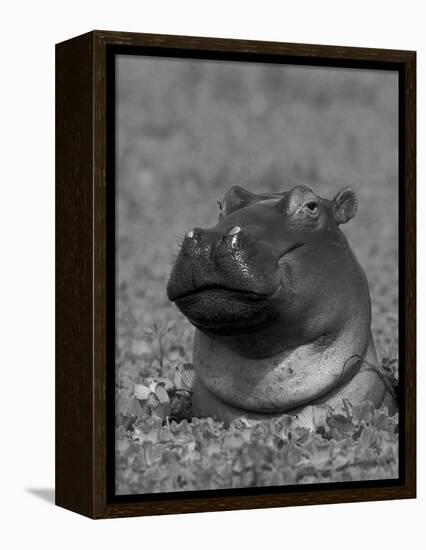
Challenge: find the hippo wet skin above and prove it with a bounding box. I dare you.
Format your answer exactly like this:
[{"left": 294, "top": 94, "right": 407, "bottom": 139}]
[{"left": 167, "top": 185, "right": 396, "bottom": 423}]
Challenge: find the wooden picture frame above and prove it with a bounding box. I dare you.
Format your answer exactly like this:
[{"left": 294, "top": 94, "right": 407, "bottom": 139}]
[{"left": 56, "top": 30, "right": 416, "bottom": 519}]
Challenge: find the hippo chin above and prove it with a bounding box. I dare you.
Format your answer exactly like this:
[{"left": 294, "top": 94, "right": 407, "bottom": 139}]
[{"left": 167, "top": 184, "right": 396, "bottom": 424}]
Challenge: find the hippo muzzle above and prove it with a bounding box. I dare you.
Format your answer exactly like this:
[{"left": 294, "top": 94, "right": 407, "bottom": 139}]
[{"left": 167, "top": 223, "right": 283, "bottom": 333}]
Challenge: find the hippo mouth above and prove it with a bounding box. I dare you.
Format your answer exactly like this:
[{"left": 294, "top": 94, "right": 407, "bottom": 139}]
[
  {"left": 167, "top": 241, "right": 307, "bottom": 334},
  {"left": 172, "top": 283, "right": 282, "bottom": 334},
  {"left": 171, "top": 282, "right": 278, "bottom": 302},
  {"left": 168, "top": 242, "right": 304, "bottom": 305}
]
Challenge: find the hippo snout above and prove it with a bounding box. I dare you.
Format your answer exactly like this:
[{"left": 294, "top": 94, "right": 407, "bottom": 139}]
[
  {"left": 167, "top": 224, "right": 281, "bottom": 330},
  {"left": 167, "top": 225, "right": 280, "bottom": 301}
]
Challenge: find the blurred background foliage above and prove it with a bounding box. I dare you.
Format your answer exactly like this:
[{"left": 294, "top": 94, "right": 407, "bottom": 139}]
[{"left": 115, "top": 54, "right": 398, "bottom": 410}]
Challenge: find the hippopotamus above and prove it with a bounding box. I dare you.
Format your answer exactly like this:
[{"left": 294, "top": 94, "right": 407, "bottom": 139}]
[{"left": 167, "top": 184, "right": 395, "bottom": 424}]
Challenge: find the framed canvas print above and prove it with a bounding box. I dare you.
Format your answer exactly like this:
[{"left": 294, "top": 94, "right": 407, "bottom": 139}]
[{"left": 55, "top": 30, "right": 416, "bottom": 519}]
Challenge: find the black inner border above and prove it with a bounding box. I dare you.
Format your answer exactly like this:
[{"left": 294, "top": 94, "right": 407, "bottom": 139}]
[{"left": 106, "top": 44, "right": 406, "bottom": 504}]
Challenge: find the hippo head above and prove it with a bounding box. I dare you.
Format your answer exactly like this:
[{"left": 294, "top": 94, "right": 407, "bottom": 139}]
[{"left": 167, "top": 185, "right": 362, "bottom": 359}]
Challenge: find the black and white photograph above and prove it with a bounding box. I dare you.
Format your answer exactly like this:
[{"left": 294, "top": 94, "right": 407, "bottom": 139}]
[{"left": 114, "top": 53, "right": 400, "bottom": 496}]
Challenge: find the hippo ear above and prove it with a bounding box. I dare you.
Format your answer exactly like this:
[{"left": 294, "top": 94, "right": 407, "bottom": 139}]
[
  {"left": 218, "top": 185, "right": 259, "bottom": 219},
  {"left": 332, "top": 187, "right": 358, "bottom": 225}
]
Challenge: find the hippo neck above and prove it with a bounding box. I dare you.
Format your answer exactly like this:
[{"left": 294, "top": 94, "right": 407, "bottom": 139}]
[{"left": 192, "top": 313, "right": 375, "bottom": 414}]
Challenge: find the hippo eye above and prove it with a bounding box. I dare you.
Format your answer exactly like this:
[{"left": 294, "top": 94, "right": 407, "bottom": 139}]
[{"left": 304, "top": 201, "right": 319, "bottom": 216}]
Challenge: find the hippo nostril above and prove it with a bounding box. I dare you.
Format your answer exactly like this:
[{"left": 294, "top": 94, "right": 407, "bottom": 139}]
[{"left": 227, "top": 225, "right": 242, "bottom": 236}]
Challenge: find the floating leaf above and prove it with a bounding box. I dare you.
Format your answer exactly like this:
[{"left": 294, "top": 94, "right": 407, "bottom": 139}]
[
  {"left": 308, "top": 438, "right": 332, "bottom": 467},
  {"left": 179, "top": 363, "right": 195, "bottom": 390},
  {"left": 205, "top": 440, "right": 222, "bottom": 457},
  {"left": 360, "top": 426, "right": 380, "bottom": 450},
  {"left": 233, "top": 417, "right": 259, "bottom": 429},
  {"left": 134, "top": 384, "right": 150, "bottom": 401},
  {"left": 155, "top": 401, "right": 171, "bottom": 420},
  {"left": 352, "top": 401, "right": 374, "bottom": 425},
  {"left": 371, "top": 410, "right": 392, "bottom": 432},
  {"left": 326, "top": 413, "right": 357, "bottom": 437},
  {"left": 147, "top": 379, "right": 159, "bottom": 393},
  {"left": 342, "top": 398, "right": 352, "bottom": 419},
  {"left": 147, "top": 392, "right": 160, "bottom": 410},
  {"left": 293, "top": 405, "right": 327, "bottom": 431},
  {"left": 150, "top": 411, "right": 164, "bottom": 428},
  {"left": 271, "top": 415, "right": 294, "bottom": 438},
  {"left": 155, "top": 383, "right": 170, "bottom": 405}
]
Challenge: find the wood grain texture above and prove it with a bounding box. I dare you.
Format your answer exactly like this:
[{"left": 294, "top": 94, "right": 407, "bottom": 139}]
[
  {"left": 55, "top": 30, "right": 416, "bottom": 519},
  {"left": 403, "top": 51, "right": 416, "bottom": 498},
  {"left": 93, "top": 29, "right": 415, "bottom": 62},
  {"left": 55, "top": 32, "right": 95, "bottom": 517},
  {"left": 93, "top": 31, "right": 108, "bottom": 517}
]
